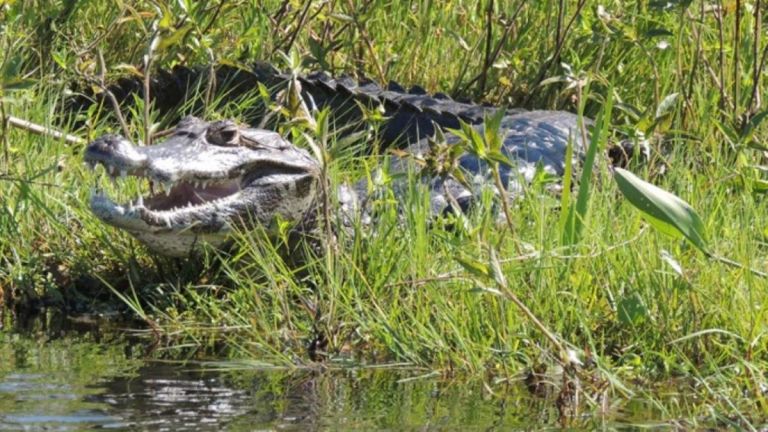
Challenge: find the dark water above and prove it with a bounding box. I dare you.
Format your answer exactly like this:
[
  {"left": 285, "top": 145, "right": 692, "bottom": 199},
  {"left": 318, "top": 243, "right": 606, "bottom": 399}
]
[{"left": 0, "top": 314, "right": 689, "bottom": 431}]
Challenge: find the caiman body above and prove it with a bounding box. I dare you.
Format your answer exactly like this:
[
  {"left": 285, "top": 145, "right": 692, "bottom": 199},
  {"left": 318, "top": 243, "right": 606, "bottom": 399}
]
[{"left": 83, "top": 66, "right": 592, "bottom": 256}]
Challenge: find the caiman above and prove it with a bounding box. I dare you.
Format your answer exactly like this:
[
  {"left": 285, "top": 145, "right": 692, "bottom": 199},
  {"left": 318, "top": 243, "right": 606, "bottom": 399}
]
[{"left": 81, "top": 65, "right": 611, "bottom": 257}]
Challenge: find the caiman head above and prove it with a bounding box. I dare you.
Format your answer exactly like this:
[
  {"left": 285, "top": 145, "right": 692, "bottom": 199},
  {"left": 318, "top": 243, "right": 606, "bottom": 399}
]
[{"left": 84, "top": 116, "right": 320, "bottom": 257}]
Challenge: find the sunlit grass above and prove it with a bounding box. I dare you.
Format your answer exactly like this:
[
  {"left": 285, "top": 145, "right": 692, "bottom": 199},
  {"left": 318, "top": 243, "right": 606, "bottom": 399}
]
[{"left": 2, "top": 0, "right": 768, "bottom": 426}]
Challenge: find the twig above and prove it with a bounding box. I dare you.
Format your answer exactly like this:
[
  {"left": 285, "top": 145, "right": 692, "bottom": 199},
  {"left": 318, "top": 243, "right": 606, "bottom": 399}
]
[
  {"left": 708, "top": 253, "right": 768, "bottom": 278},
  {"left": 346, "top": 0, "right": 386, "bottom": 84},
  {"left": 143, "top": 23, "right": 159, "bottom": 145},
  {"left": 487, "top": 248, "right": 568, "bottom": 360},
  {"left": 75, "top": 9, "right": 124, "bottom": 57},
  {"left": 4, "top": 115, "right": 85, "bottom": 145},
  {"left": 463, "top": 1, "right": 525, "bottom": 94},
  {"left": 283, "top": 0, "right": 314, "bottom": 55},
  {"left": 750, "top": 43, "right": 768, "bottom": 115},
  {"left": 201, "top": 0, "right": 227, "bottom": 36},
  {"left": 687, "top": 8, "right": 732, "bottom": 112},
  {"left": 97, "top": 49, "right": 131, "bottom": 138},
  {"left": 523, "top": 0, "right": 587, "bottom": 106},
  {"left": 270, "top": 0, "right": 292, "bottom": 33},
  {"left": 1, "top": 102, "right": 8, "bottom": 166},
  {"left": 747, "top": 0, "right": 763, "bottom": 113},
  {"left": 681, "top": 1, "right": 705, "bottom": 127},
  {"left": 204, "top": 48, "right": 217, "bottom": 110},
  {"left": 477, "top": 0, "right": 494, "bottom": 96},
  {"left": 733, "top": 0, "right": 742, "bottom": 118},
  {"left": 716, "top": 0, "right": 727, "bottom": 112}
]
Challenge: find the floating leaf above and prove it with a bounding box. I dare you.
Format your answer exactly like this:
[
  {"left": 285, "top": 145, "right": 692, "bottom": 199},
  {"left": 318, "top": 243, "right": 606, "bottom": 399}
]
[{"left": 614, "top": 168, "right": 708, "bottom": 253}]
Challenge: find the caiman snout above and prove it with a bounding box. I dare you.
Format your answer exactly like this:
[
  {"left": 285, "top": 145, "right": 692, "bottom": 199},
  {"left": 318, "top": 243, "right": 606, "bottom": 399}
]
[{"left": 84, "top": 134, "right": 148, "bottom": 175}]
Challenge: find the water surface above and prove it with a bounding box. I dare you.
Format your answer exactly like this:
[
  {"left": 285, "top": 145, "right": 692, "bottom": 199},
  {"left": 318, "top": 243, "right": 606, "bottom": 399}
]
[{"left": 0, "top": 313, "right": 696, "bottom": 430}]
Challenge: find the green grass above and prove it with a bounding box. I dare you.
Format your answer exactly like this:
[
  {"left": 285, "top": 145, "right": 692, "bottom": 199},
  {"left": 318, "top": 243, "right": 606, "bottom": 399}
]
[{"left": 3, "top": 0, "right": 768, "bottom": 426}]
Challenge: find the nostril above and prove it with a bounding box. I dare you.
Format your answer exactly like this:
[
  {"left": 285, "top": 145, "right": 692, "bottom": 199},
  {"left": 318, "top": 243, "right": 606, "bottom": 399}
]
[
  {"left": 84, "top": 134, "right": 147, "bottom": 168},
  {"left": 89, "top": 134, "right": 124, "bottom": 151}
]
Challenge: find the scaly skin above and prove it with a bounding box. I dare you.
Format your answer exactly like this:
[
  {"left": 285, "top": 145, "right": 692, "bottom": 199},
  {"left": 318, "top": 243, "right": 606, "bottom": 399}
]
[
  {"left": 70, "top": 63, "right": 525, "bottom": 146},
  {"left": 85, "top": 110, "right": 588, "bottom": 256},
  {"left": 80, "top": 66, "right": 599, "bottom": 256},
  {"left": 86, "top": 116, "right": 320, "bottom": 257}
]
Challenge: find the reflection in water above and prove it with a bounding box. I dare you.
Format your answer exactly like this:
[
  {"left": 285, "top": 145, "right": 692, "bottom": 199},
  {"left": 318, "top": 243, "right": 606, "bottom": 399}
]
[
  {"left": 87, "top": 365, "right": 255, "bottom": 430},
  {"left": 0, "top": 319, "right": 554, "bottom": 432},
  {"left": 0, "top": 313, "right": 681, "bottom": 430}
]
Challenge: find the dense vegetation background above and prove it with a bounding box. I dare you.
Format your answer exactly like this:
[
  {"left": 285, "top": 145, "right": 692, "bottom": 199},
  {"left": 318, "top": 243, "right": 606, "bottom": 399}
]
[{"left": 2, "top": 0, "right": 768, "bottom": 426}]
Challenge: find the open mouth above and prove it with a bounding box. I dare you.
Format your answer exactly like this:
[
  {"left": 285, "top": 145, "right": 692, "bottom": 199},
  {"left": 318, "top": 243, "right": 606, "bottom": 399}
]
[{"left": 87, "top": 161, "right": 244, "bottom": 229}]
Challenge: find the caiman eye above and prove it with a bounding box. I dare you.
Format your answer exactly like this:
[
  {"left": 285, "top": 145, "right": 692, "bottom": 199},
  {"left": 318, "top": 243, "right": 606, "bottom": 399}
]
[{"left": 206, "top": 120, "right": 241, "bottom": 146}]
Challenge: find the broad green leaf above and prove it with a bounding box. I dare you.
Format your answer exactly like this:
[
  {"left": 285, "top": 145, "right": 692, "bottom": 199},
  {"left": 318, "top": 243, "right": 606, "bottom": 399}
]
[
  {"left": 489, "top": 248, "right": 507, "bottom": 288},
  {"left": 660, "top": 249, "right": 684, "bottom": 276},
  {"left": 614, "top": 167, "right": 708, "bottom": 253},
  {"left": 643, "top": 28, "right": 674, "bottom": 38},
  {"left": 330, "top": 13, "right": 354, "bottom": 23},
  {"left": 1, "top": 78, "right": 35, "bottom": 91},
  {"left": 752, "top": 178, "right": 768, "bottom": 193},
  {"left": 613, "top": 102, "right": 643, "bottom": 121},
  {"left": 455, "top": 255, "right": 491, "bottom": 279},
  {"left": 114, "top": 63, "right": 143, "bottom": 77},
  {"left": 157, "top": 3, "right": 173, "bottom": 29},
  {"left": 158, "top": 23, "right": 194, "bottom": 51},
  {"left": 457, "top": 121, "right": 486, "bottom": 157},
  {"left": 486, "top": 150, "right": 512, "bottom": 167},
  {"left": 563, "top": 84, "right": 611, "bottom": 246},
  {"left": 539, "top": 75, "right": 570, "bottom": 87},
  {"left": 739, "top": 109, "right": 768, "bottom": 143},
  {"left": 484, "top": 108, "right": 506, "bottom": 152},
  {"left": 558, "top": 131, "right": 575, "bottom": 239},
  {"left": 617, "top": 292, "right": 649, "bottom": 325},
  {"left": 655, "top": 92, "right": 679, "bottom": 120}
]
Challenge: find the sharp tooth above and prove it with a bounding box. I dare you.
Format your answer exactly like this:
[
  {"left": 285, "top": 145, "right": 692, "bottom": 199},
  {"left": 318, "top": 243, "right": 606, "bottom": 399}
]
[
  {"left": 162, "top": 182, "right": 173, "bottom": 196},
  {"left": 120, "top": 169, "right": 127, "bottom": 178},
  {"left": 164, "top": 214, "right": 172, "bottom": 228},
  {"left": 128, "top": 199, "right": 134, "bottom": 210},
  {"left": 194, "top": 181, "right": 200, "bottom": 189},
  {"left": 137, "top": 195, "right": 144, "bottom": 207},
  {"left": 108, "top": 165, "right": 116, "bottom": 175},
  {"left": 202, "top": 180, "right": 209, "bottom": 188}
]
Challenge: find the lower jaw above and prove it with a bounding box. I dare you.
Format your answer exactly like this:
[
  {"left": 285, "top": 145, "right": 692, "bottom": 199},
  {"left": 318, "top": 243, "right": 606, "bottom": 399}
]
[
  {"left": 126, "top": 227, "right": 230, "bottom": 257},
  {"left": 90, "top": 190, "right": 242, "bottom": 231}
]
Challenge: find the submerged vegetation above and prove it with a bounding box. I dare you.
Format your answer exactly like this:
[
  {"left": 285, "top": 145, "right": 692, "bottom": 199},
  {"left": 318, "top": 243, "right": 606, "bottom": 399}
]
[{"left": 3, "top": 0, "right": 768, "bottom": 426}]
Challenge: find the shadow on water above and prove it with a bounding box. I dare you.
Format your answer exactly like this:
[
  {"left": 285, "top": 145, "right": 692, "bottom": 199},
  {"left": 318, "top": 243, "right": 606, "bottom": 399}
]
[{"left": 0, "top": 311, "right": 697, "bottom": 431}]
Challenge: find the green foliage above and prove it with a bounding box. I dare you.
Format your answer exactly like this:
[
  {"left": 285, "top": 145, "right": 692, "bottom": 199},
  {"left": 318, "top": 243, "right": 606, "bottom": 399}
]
[
  {"left": 614, "top": 167, "right": 708, "bottom": 253},
  {"left": 3, "top": 0, "right": 768, "bottom": 426}
]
